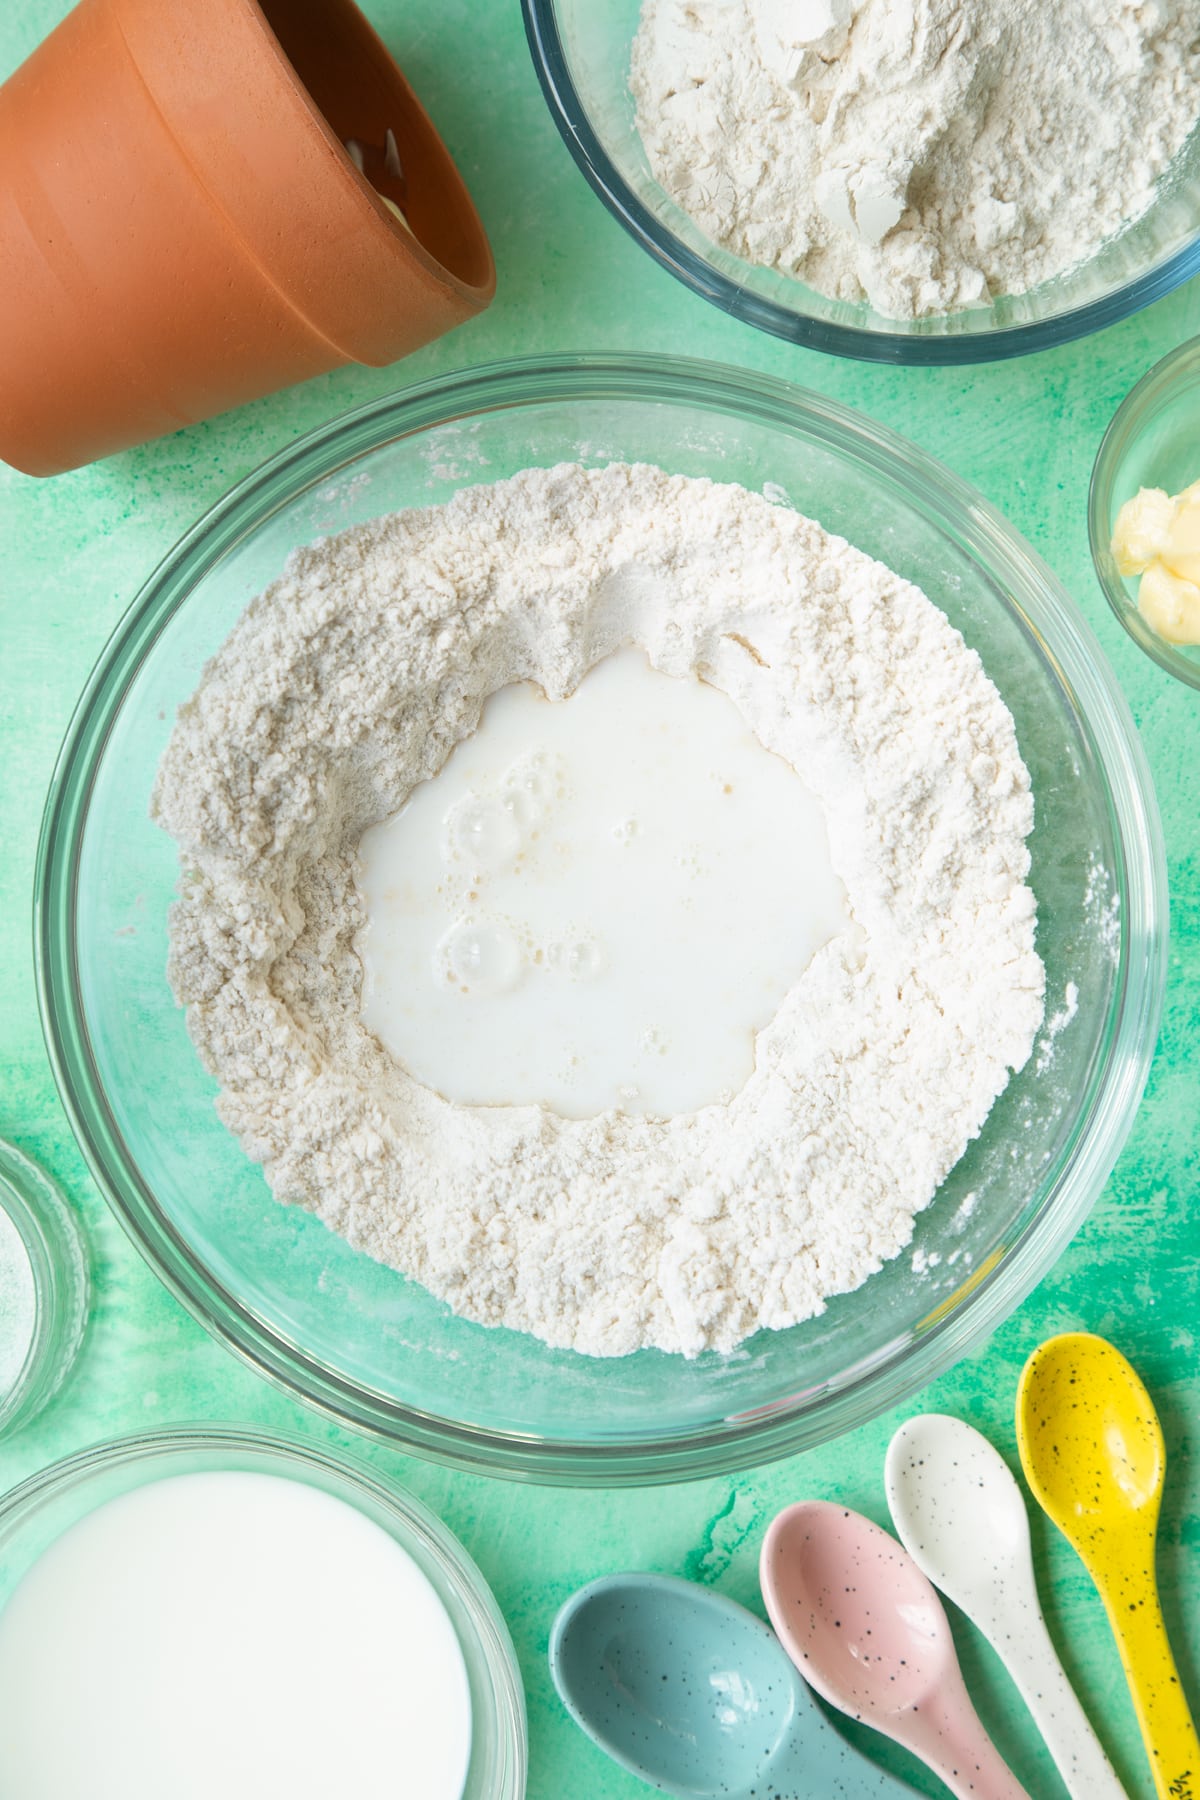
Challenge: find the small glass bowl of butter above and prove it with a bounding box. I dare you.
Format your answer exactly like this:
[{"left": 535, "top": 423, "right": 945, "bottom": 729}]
[{"left": 1090, "top": 335, "right": 1200, "bottom": 690}]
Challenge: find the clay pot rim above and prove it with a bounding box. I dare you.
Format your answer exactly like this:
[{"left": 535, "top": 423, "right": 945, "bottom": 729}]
[{"left": 243, "top": 0, "right": 495, "bottom": 307}]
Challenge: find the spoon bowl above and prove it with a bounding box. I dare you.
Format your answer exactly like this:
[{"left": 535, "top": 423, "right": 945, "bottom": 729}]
[
  {"left": 761, "top": 1500, "right": 1031, "bottom": 1799},
  {"left": 1017, "top": 1333, "right": 1200, "bottom": 1800},
  {"left": 550, "top": 1571, "right": 919, "bottom": 1797},
  {"left": 887, "top": 1414, "right": 1031, "bottom": 1589},
  {"left": 1018, "top": 1332, "right": 1164, "bottom": 1532},
  {"left": 764, "top": 1502, "right": 950, "bottom": 1719}
]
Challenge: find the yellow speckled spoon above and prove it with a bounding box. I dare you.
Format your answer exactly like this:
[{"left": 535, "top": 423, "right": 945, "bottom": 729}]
[{"left": 1017, "top": 1333, "right": 1200, "bottom": 1800}]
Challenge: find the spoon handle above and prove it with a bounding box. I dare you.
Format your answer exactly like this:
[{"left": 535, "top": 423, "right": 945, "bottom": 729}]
[
  {"left": 904, "top": 1690, "right": 1033, "bottom": 1800},
  {"left": 989, "top": 1607, "right": 1128, "bottom": 1799},
  {"left": 1105, "top": 1576, "right": 1200, "bottom": 1800}
]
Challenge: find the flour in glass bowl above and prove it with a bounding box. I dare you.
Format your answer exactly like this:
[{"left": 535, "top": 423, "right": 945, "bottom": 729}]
[
  {"left": 630, "top": 0, "right": 1200, "bottom": 319},
  {"left": 152, "top": 463, "right": 1045, "bottom": 1358}
]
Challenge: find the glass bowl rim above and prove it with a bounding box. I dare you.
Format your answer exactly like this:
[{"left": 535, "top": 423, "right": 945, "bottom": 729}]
[
  {"left": 0, "top": 1421, "right": 527, "bottom": 1797},
  {"left": 520, "top": 0, "right": 1200, "bottom": 367},
  {"left": 35, "top": 352, "right": 1168, "bottom": 1483},
  {"left": 1088, "top": 333, "right": 1200, "bottom": 692},
  {"left": 0, "top": 1140, "right": 89, "bottom": 1440}
]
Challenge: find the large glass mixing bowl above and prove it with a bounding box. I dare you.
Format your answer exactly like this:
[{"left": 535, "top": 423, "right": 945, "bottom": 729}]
[
  {"left": 36, "top": 357, "right": 1166, "bottom": 1483},
  {"left": 523, "top": 0, "right": 1200, "bottom": 363}
]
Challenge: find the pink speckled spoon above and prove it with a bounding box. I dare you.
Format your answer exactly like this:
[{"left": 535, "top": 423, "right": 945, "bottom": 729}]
[{"left": 761, "top": 1500, "right": 1032, "bottom": 1800}]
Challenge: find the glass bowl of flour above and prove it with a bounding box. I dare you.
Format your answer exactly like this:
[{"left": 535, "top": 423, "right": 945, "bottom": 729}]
[
  {"left": 523, "top": 0, "right": 1200, "bottom": 362},
  {"left": 37, "top": 357, "right": 1166, "bottom": 1482}
]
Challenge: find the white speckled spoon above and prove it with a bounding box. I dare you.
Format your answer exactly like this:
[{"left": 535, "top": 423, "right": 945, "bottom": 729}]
[{"left": 886, "top": 1413, "right": 1128, "bottom": 1800}]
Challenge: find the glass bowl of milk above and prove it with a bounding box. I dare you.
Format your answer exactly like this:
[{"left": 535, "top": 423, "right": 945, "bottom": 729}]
[
  {"left": 35, "top": 356, "right": 1167, "bottom": 1482},
  {"left": 0, "top": 1425, "right": 525, "bottom": 1800},
  {"left": 0, "top": 1141, "right": 88, "bottom": 1440}
]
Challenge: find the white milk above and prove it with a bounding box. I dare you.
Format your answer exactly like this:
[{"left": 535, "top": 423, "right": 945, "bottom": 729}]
[
  {"left": 356, "top": 648, "right": 846, "bottom": 1117},
  {"left": 0, "top": 1470, "right": 472, "bottom": 1800}
]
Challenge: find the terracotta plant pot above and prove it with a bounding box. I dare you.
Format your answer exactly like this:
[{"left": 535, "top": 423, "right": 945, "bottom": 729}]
[{"left": 0, "top": 0, "right": 495, "bottom": 476}]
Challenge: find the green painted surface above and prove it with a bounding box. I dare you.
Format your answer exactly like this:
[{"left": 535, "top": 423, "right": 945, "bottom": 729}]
[{"left": 1, "top": 3, "right": 1197, "bottom": 1795}]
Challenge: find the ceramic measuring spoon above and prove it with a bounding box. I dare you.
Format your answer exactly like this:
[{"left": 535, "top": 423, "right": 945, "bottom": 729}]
[
  {"left": 886, "top": 1413, "right": 1127, "bottom": 1799},
  {"left": 761, "top": 1500, "right": 1032, "bottom": 1799},
  {"left": 1017, "top": 1332, "right": 1200, "bottom": 1800},
  {"left": 550, "top": 1571, "right": 921, "bottom": 1797}
]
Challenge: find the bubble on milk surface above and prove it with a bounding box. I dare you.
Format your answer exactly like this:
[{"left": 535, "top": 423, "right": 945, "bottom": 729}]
[
  {"left": 566, "top": 937, "right": 604, "bottom": 980},
  {"left": 502, "top": 752, "right": 559, "bottom": 828},
  {"left": 438, "top": 918, "right": 523, "bottom": 997},
  {"left": 443, "top": 794, "right": 521, "bottom": 873},
  {"left": 546, "top": 933, "right": 604, "bottom": 981}
]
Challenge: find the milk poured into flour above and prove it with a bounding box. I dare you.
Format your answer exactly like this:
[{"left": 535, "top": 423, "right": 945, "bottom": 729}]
[{"left": 355, "top": 648, "right": 846, "bottom": 1117}]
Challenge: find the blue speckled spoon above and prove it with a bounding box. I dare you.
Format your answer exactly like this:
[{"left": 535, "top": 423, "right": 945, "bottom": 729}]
[{"left": 550, "top": 1571, "right": 921, "bottom": 1798}]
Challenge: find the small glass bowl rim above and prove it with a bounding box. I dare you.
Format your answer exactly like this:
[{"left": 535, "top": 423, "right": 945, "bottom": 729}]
[
  {"left": 520, "top": 0, "right": 1200, "bottom": 366},
  {"left": 0, "top": 1140, "right": 88, "bottom": 1440},
  {"left": 34, "top": 352, "right": 1168, "bottom": 1483},
  {"left": 0, "top": 1422, "right": 527, "bottom": 1799},
  {"left": 1088, "top": 333, "right": 1200, "bottom": 692}
]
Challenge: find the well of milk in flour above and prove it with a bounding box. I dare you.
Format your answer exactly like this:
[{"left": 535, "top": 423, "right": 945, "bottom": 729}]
[
  {"left": 356, "top": 647, "right": 846, "bottom": 1117},
  {"left": 0, "top": 1471, "right": 472, "bottom": 1800}
]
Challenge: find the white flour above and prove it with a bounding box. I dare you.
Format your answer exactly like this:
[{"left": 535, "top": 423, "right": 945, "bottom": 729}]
[
  {"left": 153, "top": 464, "right": 1044, "bottom": 1357},
  {"left": 631, "top": 0, "right": 1200, "bottom": 319}
]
